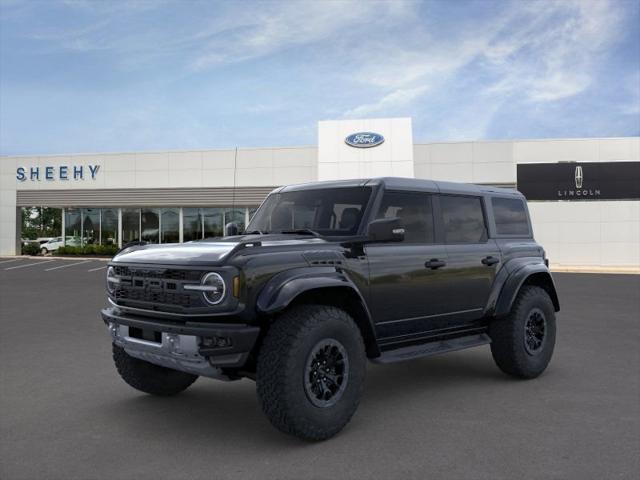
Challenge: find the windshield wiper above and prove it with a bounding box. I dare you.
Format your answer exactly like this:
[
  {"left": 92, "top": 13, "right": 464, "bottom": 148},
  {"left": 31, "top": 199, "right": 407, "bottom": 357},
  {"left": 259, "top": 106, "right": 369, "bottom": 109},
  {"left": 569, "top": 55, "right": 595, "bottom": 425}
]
[
  {"left": 280, "top": 228, "right": 321, "bottom": 237},
  {"left": 243, "top": 230, "right": 265, "bottom": 235}
]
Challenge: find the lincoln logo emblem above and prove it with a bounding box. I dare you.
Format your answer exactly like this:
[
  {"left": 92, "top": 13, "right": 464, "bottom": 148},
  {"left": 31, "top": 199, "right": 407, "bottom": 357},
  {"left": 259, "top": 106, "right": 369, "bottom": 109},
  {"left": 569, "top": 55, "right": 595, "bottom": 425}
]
[{"left": 575, "top": 166, "right": 583, "bottom": 188}]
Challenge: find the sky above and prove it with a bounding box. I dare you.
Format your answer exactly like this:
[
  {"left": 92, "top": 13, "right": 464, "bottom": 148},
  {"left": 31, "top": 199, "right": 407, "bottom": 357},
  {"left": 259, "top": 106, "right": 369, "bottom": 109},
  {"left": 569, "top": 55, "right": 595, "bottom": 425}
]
[{"left": 0, "top": 0, "right": 639, "bottom": 155}]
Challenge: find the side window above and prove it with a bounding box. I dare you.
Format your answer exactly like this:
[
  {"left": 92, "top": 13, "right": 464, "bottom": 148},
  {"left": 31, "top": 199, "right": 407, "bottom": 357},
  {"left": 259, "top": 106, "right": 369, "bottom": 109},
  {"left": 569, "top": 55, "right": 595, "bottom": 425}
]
[
  {"left": 376, "top": 191, "right": 434, "bottom": 243},
  {"left": 492, "top": 197, "right": 530, "bottom": 236},
  {"left": 440, "top": 195, "right": 487, "bottom": 243},
  {"left": 332, "top": 203, "right": 364, "bottom": 234}
]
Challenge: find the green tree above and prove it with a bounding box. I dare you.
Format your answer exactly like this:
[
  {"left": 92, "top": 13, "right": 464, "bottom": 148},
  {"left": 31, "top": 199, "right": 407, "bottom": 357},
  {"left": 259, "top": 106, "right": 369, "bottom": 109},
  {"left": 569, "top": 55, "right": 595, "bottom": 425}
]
[{"left": 21, "top": 207, "right": 62, "bottom": 239}]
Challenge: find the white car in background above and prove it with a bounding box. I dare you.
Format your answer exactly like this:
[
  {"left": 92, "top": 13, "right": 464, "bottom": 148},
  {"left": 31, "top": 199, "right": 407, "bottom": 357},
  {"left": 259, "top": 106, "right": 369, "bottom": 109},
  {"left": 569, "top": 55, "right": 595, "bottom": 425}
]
[
  {"left": 40, "top": 237, "right": 64, "bottom": 255},
  {"left": 40, "top": 237, "right": 81, "bottom": 255}
]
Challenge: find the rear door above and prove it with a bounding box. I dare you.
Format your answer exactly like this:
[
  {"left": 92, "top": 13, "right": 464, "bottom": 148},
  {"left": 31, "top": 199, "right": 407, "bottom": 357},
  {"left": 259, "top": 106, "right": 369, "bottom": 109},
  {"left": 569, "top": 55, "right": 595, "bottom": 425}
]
[{"left": 438, "top": 194, "right": 500, "bottom": 323}]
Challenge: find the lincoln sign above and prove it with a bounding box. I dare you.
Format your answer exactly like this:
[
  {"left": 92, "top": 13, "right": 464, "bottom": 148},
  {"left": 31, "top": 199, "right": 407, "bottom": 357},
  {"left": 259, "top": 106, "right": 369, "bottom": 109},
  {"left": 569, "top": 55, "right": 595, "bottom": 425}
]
[{"left": 517, "top": 161, "right": 640, "bottom": 201}]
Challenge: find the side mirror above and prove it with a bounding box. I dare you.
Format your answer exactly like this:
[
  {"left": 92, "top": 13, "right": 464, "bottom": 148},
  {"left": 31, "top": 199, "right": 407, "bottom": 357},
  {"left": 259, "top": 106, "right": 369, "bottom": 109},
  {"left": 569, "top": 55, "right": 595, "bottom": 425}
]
[
  {"left": 225, "top": 222, "right": 240, "bottom": 236},
  {"left": 366, "top": 217, "right": 405, "bottom": 243}
]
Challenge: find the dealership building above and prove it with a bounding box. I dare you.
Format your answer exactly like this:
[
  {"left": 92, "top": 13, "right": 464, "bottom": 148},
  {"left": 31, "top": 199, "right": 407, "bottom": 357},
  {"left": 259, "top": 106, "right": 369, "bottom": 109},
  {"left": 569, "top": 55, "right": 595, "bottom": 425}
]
[{"left": 1, "top": 118, "right": 638, "bottom": 270}]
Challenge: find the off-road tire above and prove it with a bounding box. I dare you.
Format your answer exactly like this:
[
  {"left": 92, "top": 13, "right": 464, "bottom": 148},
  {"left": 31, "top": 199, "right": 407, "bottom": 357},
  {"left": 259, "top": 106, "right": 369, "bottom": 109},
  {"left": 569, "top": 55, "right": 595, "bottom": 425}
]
[
  {"left": 112, "top": 344, "right": 198, "bottom": 396},
  {"left": 256, "top": 304, "right": 366, "bottom": 441},
  {"left": 489, "top": 286, "right": 556, "bottom": 379}
]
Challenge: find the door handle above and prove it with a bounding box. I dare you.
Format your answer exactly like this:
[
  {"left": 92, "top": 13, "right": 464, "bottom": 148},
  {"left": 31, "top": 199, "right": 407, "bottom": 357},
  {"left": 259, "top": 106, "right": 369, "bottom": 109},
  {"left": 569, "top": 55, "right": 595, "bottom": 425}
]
[
  {"left": 481, "top": 256, "right": 500, "bottom": 266},
  {"left": 425, "top": 258, "right": 446, "bottom": 269}
]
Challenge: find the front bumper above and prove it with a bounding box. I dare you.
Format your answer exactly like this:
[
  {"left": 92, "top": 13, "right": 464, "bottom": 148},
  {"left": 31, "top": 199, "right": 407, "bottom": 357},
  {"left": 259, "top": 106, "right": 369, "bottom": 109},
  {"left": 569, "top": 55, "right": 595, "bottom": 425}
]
[{"left": 101, "top": 307, "right": 260, "bottom": 378}]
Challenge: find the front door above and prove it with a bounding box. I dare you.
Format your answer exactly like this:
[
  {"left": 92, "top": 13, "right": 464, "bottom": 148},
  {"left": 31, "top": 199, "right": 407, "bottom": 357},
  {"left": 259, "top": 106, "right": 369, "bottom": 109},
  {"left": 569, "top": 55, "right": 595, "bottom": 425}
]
[{"left": 365, "top": 191, "right": 450, "bottom": 340}]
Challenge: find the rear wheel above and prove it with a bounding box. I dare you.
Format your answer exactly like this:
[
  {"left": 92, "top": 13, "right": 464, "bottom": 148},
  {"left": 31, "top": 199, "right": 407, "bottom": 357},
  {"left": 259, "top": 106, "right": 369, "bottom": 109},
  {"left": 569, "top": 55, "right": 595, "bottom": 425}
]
[
  {"left": 256, "top": 304, "right": 366, "bottom": 441},
  {"left": 112, "top": 344, "right": 198, "bottom": 396},
  {"left": 489, "top": 286, "right": 556, "bottom": 379},
  {"left": 40, "top": 247, "right": 48, "bottom": 255}
]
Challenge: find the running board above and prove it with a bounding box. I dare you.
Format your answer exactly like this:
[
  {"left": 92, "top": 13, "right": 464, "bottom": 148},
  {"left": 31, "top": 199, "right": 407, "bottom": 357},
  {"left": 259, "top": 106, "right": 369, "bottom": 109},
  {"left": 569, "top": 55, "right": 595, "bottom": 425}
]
[{"left": 373, "top": 333, "right": 491, "bottom": 364}]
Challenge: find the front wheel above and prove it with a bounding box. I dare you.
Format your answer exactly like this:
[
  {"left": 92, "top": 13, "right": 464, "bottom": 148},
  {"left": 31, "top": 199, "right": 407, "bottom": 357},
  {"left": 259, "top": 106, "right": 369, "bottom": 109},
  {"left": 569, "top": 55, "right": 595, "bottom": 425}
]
[
  {"left": 256, "top": 304, "right": 366, "bottom": 441},
  {"left": 489, "top": 286, "right": 556, "bottom": 379},
  {"left": 40, "top": 247, "right": 48, "bottom": 255}
]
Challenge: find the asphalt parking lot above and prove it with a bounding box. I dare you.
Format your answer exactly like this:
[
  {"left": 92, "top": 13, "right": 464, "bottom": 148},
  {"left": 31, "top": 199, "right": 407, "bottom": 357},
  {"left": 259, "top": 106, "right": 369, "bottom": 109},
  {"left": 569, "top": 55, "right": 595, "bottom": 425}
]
[{"left": 0, "top": 258, "right": 638, "bottom": 480}]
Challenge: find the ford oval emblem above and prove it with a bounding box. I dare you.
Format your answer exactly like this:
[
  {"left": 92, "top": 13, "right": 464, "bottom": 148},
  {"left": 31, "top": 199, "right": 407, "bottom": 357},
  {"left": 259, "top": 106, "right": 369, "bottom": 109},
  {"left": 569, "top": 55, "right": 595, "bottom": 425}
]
[{"left": 345, "top": 132, "right": 385, "bottom": 148}]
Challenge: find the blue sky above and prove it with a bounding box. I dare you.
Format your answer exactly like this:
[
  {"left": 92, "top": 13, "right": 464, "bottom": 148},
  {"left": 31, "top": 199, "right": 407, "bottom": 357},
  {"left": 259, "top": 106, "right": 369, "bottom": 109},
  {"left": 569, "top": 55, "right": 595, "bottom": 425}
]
[{"left": 1, "top": 0, "right": 639, "bottom": 155}]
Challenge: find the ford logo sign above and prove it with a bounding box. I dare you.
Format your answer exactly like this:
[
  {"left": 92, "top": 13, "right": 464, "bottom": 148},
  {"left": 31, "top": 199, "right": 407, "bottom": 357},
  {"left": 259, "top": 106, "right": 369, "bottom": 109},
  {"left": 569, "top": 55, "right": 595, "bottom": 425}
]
[{"left": 345, "top": 132, "right": 385, "bottom": 148}]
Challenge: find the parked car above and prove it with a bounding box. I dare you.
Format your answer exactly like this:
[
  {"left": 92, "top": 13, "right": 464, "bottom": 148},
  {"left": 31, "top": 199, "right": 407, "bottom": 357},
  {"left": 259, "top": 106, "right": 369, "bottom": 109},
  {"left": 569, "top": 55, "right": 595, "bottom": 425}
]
[
  {"left": 39, "top": 237, "right": 64, "bottom": 254},
  {"left": 101, "top": 177, "right": 560, "bottom": 441},
  {"left": 40, "top": 236, "right": 81, "bottom": 254}
]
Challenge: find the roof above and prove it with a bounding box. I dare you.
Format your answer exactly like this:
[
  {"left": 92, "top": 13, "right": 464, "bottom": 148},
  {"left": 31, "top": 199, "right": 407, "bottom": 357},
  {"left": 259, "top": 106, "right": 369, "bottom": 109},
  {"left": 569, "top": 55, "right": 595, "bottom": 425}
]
[{"left": 278, "top": 177, "right": 522, "bottom": 197}]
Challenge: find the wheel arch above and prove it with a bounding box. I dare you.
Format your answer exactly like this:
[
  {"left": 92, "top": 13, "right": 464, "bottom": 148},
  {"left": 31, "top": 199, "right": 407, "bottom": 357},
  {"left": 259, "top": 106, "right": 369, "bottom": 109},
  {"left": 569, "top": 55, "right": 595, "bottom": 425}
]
[
  {"left": 495, "top": 264, "right": 560, "bottom": 318},
  {"left": 256, "top": 267, "right": 380, "bottom": 358}
]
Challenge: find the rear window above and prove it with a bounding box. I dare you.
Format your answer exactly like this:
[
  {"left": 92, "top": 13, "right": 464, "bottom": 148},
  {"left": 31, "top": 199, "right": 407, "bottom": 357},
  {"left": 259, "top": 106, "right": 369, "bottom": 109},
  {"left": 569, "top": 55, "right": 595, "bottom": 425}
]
[
  {"left": 440, "top": 195, "right": 487, "bottom": 243},
  {"left": 492, "top": 197, "right": 530, "bottom": 236}
]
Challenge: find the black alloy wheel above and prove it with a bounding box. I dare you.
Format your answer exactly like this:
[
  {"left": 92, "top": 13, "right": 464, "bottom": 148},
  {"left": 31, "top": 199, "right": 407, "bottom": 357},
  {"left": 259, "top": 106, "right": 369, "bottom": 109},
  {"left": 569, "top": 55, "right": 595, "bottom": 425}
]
[
  {"left": 524, "top": 307, "right": 547, "bottom": 355},
  {"left": 304, "top": 339, "right": 349, "bottom": 408}
]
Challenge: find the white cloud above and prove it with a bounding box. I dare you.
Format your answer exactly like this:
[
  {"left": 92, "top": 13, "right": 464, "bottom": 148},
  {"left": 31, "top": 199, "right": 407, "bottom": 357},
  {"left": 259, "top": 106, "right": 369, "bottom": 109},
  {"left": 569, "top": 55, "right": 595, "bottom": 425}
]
[
  {"left": 190, "top": 1, "right": 414, "bottom": 70},
  {"left": 483, "top": 0, "right": 623, "bottom": 103},
  {"left": 342, "top": 0, "right": 626, "bottom": 133},
  {"left": 343, "top": 85, "right": 428, "bottom": 118}
]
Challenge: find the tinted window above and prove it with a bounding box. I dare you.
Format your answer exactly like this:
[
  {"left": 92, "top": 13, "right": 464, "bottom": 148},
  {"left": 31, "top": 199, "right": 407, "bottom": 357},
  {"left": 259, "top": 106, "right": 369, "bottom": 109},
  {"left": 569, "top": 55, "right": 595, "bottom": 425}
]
[
  {"left": 492, "top": 197, "right": 530, "bottom": 235},
  {"left": 376, "top": 191, "right": 434, "bottom": 243},
  {"left": 440, "top": 195, "right": 487, "bottom": 243},
  {"left": 247, "top": 187, "right": 371, "bottom": 236}
]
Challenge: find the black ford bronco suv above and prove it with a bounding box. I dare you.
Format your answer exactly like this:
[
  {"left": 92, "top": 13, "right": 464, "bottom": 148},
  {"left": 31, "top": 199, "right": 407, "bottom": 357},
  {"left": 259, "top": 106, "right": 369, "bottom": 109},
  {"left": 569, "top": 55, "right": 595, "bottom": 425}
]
[{"left": 101, "top": 177, "right": 559, "bottom": 441}]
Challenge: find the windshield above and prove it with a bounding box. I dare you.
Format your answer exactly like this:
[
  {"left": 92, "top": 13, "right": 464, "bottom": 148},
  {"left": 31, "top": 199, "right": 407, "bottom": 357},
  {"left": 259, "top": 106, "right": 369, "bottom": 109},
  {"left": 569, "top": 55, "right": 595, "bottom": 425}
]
[{"left": 246, "top": 187, "right": 372, "bottom": 237}]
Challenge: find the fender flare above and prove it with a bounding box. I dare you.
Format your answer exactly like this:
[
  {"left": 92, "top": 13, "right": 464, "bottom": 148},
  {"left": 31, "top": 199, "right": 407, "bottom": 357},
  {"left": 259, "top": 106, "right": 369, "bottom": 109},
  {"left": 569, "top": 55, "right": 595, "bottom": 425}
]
[
  {"left": 494, "top": 262, "right": 560, "bottom": 318},
  {"left": 256, "top": 267, "right": 379, "bottom": 357}
]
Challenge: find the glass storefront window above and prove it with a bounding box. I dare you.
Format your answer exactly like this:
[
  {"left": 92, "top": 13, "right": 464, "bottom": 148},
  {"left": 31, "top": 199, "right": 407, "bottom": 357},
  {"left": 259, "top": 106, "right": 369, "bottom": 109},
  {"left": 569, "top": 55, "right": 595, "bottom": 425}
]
[
  {"left": 203, "top": 208, "right": 224, "bottom": 238},
  {"left": 122, "top": 208, "right": 140, "bottom": 244},
  {"left": 101, "top": 208, "right": 118, "bottom": 246},
  {"left": 225, "top": 207, "right": 246, "bottom": 233},
  {"left": 82, "top": 208, "right": 100, "bottom": 245},
  {"left": 63, "top": 206, "right": 256, "bottom": 246},
  {"left": 64, "top": 208, "right": 82, "bottom": 246},
  {"left": 161, "top": 208, "right": 179, "bottom": 243},
  {"left": 183, "top": 208, "right": 202, "bottom": 242},
  {"left": 141, "top": 208, "right": 160, "bottom": 244}
]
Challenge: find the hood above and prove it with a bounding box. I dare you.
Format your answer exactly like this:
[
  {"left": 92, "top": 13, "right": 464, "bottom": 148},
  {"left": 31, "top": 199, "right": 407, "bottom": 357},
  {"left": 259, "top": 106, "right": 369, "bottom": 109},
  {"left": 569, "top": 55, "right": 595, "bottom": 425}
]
[{"left": 112, "top": 234, "right": 329, "bottom": 266}]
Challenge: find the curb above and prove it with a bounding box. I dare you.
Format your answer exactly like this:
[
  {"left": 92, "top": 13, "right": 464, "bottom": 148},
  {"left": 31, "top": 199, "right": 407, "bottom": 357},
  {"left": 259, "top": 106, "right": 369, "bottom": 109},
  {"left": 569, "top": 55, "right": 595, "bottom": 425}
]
[
  {"left": 550, "top": 265, "right": 640, "bottom": 275},
  {"left": 1, "top": 256, "right": 112, "bottom": 262}
]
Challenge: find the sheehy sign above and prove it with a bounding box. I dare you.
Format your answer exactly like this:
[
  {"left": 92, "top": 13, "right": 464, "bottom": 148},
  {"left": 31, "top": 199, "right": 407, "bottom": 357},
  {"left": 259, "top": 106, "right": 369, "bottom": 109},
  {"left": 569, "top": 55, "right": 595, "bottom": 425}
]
[
  {"left": 16, "top": 164, "right": 100, "bottom": 182},
  {"left": 517, "top": 161, "right": 640, "bottom": 201}
]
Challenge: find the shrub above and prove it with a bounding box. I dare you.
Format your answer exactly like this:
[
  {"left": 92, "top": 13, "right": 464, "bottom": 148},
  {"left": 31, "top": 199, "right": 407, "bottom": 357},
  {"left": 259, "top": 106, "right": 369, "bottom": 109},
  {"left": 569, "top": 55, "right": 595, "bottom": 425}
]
[{"left": 22, "top": 242, "right": 41, "bottom": 256}]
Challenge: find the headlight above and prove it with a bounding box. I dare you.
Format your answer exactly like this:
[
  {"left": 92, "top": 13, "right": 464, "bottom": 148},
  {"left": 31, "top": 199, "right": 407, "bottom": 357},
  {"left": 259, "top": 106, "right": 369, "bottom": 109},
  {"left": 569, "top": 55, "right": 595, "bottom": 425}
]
[
  {"left": 184, "top": 272, "right": 226, "bottom": 305},
  {"left": 106, "top": 266, "right": 119, "bottom": 295}
]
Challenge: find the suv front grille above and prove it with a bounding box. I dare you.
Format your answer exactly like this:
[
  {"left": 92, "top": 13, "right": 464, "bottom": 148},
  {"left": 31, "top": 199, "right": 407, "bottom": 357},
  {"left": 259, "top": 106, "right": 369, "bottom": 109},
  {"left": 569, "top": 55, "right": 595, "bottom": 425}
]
[
  {"left": 112, "top": 266, "right": 206, "bottom": 311},
  {"left": 115, "top": 288, "right": 194, "bottom": 307}
]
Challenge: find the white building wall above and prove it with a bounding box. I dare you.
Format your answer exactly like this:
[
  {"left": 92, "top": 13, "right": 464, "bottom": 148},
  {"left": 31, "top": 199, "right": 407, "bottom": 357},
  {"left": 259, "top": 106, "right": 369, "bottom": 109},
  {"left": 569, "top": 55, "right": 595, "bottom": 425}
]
[
  {"left": 414, "top": 141, "right": 515, "bottom": 185},
  {"left": 6, "top": 146, "right": 317, "bottom": 192}
]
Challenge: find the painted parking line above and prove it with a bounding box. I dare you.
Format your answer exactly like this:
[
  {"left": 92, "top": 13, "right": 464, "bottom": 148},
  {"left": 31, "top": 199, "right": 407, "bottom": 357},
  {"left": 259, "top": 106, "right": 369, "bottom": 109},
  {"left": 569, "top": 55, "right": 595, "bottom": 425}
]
[
  {"left": 5, "top": 260, "right": 56, "bottom": 270},
  {"left": 88, "top": 265, "right": 107, "bottom": 272},
  {"left": 44, "top": 260, "right": 92, "bottom": 271},
  {"left": 0, "top": 258, "right": 24, "bottom": 265}
]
